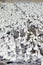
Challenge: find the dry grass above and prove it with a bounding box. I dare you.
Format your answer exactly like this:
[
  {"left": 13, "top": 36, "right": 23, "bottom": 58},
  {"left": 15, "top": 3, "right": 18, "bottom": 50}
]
[
  {"left": 0, "top": 63, "right": 5, "bottom": 65},
  {"left": 0, "top": 0, "right": 43, "bottom": 2},
  {"left": 32, "top": 0, "right": 43, "bottom": 2}
]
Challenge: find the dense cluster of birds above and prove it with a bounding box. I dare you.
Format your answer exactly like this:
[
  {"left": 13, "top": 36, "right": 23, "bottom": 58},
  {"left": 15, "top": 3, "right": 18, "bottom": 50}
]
[{"left": 0, "top": 2, "right": 43, "bottom": 65}]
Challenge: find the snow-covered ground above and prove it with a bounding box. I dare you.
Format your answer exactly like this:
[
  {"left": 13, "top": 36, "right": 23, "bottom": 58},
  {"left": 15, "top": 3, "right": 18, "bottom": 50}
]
[{"left": 0, "top": 2, "right": 43, "bottom": 65}]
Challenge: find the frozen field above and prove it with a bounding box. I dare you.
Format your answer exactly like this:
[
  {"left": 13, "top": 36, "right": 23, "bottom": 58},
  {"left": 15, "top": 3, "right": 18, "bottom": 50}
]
[{"left": 0, "top": 2, "right": 43, "bottom": 65}]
